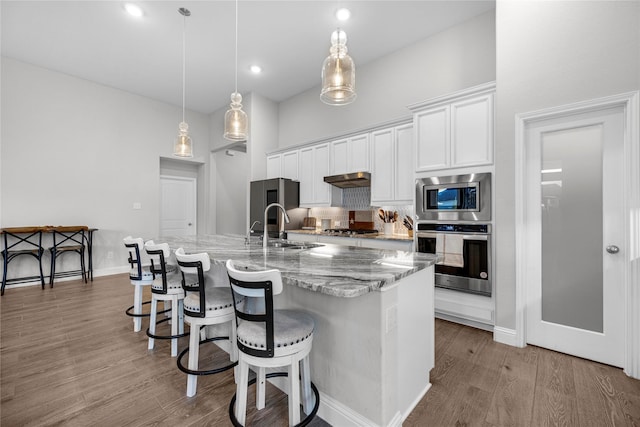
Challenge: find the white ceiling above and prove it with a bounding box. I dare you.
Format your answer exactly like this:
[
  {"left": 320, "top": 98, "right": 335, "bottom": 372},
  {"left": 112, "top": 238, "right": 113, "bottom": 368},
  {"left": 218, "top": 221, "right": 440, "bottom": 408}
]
[{"left": 1, "top": 1, "right": 495, "bottom": 114}]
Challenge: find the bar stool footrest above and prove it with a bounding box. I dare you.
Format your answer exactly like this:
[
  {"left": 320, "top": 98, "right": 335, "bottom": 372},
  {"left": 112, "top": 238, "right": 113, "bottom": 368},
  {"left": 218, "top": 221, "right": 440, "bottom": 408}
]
[
  {"left": 228, "top": 372, "right": 320, "bottom": 427},
  {"left": 125, "top": 300, "right": 171, "bottom": 318},
  {"left": 145, "top": 317, "right": 190, "bottom": 340},
  {"left": 176, "top": 336, "right": 238, "bottom": 376}
]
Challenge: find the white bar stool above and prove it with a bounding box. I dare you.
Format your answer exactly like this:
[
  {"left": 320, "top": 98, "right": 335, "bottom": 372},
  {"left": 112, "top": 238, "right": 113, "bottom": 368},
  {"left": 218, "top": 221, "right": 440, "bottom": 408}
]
[
  {"left": 226, "top": 259, "right": 319, "bottom": 427},
  {"left": 123, "top": 236, "right": 155, "bottom": 332},
  {"left": 144, "top": 240, "right": 187, "bottom": 357},
  {"left": 175, "top": 248, "right": 238, "bottom": 397}
]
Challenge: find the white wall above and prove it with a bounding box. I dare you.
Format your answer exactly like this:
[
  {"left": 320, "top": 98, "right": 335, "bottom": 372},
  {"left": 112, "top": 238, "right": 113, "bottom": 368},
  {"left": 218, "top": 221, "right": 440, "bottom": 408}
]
[
  {"left": 494, "top": 0, "right": 640, "bottom": 329},
  {"left": 1, "top": 57, "right": 210, "bottom": 277},
  {"left": 277, "top": 11, "right": 496, "bottom": 148}
]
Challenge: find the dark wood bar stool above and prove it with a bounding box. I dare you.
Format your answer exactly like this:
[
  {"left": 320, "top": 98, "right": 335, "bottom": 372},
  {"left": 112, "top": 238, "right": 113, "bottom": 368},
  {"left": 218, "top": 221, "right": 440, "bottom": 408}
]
[
  {"left": 48, "top": 226, "right": 88, "bottom": 286},
  {"left": 1, "top": 226, "right": 46, "bottom": 295},
  {"left": 226, "top": 259, "right": 319, "bottom": 427}
]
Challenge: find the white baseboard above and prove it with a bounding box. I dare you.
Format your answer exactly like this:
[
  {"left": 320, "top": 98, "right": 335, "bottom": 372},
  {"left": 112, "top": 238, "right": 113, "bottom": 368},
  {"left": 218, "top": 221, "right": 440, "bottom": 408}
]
[
  {"left": 318, "top": 391, "right": 385, "bottom": 427},
  {"left": 402, "top": 382, "right": 431, "bottom": 422},
  {"left": 493, "top": 326, "right": 520, "bottom": 347}
]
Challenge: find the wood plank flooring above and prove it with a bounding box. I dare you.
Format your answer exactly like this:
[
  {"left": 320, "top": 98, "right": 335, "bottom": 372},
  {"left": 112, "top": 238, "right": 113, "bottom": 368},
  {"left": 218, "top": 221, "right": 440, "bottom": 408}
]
[{"left": 2, "top": 275, "right": 639, "bottom": 426}]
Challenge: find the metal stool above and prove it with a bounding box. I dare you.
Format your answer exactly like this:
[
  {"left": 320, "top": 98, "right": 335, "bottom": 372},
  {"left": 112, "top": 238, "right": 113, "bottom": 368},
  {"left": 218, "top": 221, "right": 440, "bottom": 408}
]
[
  {"left": 226, "top": 259, "right": 319, "bottom": 427},
  {"left": 48, "top": 226, "right": 88, "bottom": 286},
  {"left": 1, "top": 226, "right": 46, "bottom": 295},
  {"left": 144, "top": 240, "right": 188, "bottom": 357},
  {"left": 175, "top": 248, "right": 238, "bottom": 397}
]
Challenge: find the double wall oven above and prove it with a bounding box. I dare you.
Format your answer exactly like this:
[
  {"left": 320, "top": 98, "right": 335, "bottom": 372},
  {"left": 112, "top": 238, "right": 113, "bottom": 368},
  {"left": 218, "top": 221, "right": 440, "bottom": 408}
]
[{"left": 415, "top": 173, "right": 492, "bottom": 296}]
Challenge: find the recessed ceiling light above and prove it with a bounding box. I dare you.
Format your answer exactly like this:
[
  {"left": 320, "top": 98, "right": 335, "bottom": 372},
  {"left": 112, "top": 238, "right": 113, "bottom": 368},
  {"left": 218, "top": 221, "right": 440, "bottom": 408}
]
[
  {"left": 250, "top": 65, "right": 262, "bottom": 74},
  {"left": 124, "top": 3, "right": 144, "bottom": 18},
  {"left": 336, "top": 8, "right": 351, "bottom": 21}
]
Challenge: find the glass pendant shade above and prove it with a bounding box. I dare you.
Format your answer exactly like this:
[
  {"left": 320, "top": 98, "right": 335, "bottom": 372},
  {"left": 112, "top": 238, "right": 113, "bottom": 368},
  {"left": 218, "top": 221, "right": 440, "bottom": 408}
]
[
  {"left": 321, "top": 30, "right": 356, "bottom": 106},
  {"left": 173, "top": 121, "right": 193, "bottom": 157},
  {"left": 224, "top": 92, "right": 248, "bottom": 141}
]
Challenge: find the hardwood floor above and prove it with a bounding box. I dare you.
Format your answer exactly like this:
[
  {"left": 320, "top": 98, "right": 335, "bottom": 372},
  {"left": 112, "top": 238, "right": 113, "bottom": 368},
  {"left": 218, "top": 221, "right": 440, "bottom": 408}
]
[{"left": 1, "top": 275, "right": 639, "bottom": 426}]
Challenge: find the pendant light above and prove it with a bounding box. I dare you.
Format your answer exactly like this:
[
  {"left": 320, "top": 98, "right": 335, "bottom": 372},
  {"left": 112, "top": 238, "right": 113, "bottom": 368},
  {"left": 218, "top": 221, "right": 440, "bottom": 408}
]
[
  {"left": 320, "top": 28, "right": 356, "bottom": 105},
  {"left": 224, "top": 0, "right": 248, "bottom": 141},
  {"left": 173, "top": 7, "right": 193, "bottom": 158}
]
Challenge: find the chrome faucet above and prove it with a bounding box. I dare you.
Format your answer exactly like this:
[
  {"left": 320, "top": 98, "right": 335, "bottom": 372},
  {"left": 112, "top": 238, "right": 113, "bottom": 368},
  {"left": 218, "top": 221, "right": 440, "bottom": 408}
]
[
  {"left": 246, "top": 220, "right": 261, "bottom": 245},
  {"left": 263, "top": 203, "right": 290, "bottom": 248}
]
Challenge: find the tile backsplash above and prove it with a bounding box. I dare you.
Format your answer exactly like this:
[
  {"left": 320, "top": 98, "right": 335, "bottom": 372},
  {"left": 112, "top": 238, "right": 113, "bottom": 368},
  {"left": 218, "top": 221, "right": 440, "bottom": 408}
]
[{"left": 308, "top": 203, "right": 413, "bottom": 235}]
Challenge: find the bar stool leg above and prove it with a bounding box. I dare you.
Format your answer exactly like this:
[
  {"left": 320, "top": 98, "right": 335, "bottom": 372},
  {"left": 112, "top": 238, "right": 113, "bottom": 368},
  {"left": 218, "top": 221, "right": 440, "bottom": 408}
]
[
  {"left": 301, "top": 355, "right": 313, "bottom": 414},
  {"left": 133, "top": 284, "right": 143, "bottom": 332},
  {"left": 186, "top": 325, "right": 200, "bottom": 397},
  {"left": 289, "top": 356, "right": 301, "bottom": 426},
  {"left": 235, "top": 359, "right": 250, "bottom": 426},
  {"left": 256, "top": 367, "right": 266, "bottom": 410},
  {"left": 170, "top": 296, "right": 179, "bottom": 357},
  {"left": 148, "top": 298, "right": 157, "bottom": 350}
]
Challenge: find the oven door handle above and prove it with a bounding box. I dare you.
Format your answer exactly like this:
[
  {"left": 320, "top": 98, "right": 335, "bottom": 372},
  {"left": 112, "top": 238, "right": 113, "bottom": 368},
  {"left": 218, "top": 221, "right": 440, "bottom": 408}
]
[{"left": 417, "top": 232, "right": 489, "bottom": 241}]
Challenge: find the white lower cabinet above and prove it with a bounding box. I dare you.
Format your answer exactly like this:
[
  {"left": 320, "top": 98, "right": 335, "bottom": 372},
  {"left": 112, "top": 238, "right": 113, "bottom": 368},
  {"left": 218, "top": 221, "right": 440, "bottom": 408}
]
[{"left": 434, "top": 287, "right": 494, "bottom": 329}]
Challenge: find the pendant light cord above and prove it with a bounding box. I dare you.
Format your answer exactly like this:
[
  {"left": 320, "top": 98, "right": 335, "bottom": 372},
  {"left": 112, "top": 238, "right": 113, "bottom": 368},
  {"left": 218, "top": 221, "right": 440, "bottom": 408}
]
[
  {"left": 234, "top": 0, "right": 238, "bottom": 94},
  {"left": 182, "top": 11, "right": 187, "bottom": 123}
]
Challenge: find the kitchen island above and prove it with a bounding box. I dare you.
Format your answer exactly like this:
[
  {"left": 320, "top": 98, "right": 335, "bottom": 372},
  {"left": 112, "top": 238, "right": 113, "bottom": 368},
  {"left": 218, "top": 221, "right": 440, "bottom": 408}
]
[{"left": 163, "top": 234, "right": 437, "bottom": 427}]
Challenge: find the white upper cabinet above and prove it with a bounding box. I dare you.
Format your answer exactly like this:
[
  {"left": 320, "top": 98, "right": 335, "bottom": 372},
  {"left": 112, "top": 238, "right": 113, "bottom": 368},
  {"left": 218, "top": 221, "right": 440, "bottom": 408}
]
[
  {"left": 411, "top": 82, "right": 495, "bottom": 172},
  {"left": 282, "top": 150, "right": 299, "bottom": 180},
  {"left": 371, "top": 123, "right": 414, "bottom": 205},
  {"left": 299, "top": 143, "right": 331, "bottom": 207},
  {"left": 330, "top": 133, "right": 369, "bottom": 175},
  {"left": 266, "top": 154, "right": 281, "bottom": 179}
]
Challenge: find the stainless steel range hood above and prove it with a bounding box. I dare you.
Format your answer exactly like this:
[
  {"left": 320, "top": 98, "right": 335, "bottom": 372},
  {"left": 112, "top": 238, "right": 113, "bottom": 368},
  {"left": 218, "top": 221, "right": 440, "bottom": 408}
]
[{"left": 323, "top": 171, "right": 371, "bottom": 188}]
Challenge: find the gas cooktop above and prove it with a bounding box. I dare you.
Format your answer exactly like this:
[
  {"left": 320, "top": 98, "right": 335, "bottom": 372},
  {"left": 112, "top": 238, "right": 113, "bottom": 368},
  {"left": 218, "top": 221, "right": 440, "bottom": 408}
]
[{"left": 323, "top": 228, "right": 379, "bottom": 236}]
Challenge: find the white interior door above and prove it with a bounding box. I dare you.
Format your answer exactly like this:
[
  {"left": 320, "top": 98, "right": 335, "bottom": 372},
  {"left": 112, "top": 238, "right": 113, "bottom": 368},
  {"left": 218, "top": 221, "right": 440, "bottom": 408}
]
[
  {"left": 160, "top": 176, "right": 196, "bottom": 236},
  {"left": 524, "top": 106, "right": 625, "bottom": 367}
]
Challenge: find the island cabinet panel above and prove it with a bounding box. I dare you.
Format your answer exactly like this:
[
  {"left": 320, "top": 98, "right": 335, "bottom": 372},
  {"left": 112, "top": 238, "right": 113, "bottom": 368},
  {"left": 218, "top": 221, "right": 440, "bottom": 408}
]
[
  {"left": 411, "top": 82, "right": 495, "bottom": 172},
  {"left": 299, "top": 143, "right": 331, "bottom": 207},
  {"left": 330, "top": 133, "right": 370, "bottom": 175},
  {"left": 371, "top": 124, "right": 414, "bottom": 206}
]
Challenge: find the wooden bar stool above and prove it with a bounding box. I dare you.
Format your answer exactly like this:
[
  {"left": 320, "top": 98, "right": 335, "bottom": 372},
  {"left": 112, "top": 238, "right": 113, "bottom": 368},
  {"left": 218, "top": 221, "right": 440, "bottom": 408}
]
[
  {"left": 226, "top": 259, "right": 319, "bottom": 427},
  {"left": 123, "top": 236, "right": 155, "bottom": 332},
  {"left": 144, "top": 240, "right": 188, "bottom": 357},
  {"left": 175, "top": 248, "right": 238, "bottom": 397},
  {"left": 48, "top": 226, "right": 88, "bottom": 286},
  {"left": 1, "top": 226, "right": 46, "bottom": 295}
]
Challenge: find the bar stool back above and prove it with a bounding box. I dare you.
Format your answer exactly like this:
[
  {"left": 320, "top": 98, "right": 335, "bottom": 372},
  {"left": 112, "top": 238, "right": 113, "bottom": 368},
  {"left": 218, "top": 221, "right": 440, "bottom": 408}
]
[
  {"left": 175, "top": 248, "right": 238, "bottom": 397},
  {"left": 1, "top": 227, "right": 45, "bottom": 295},
  {"left": 226, "top": 259, "right": 319, "bottom": 427},
  {"left": 123, "top": 236, "right": 154, "bottom": 332},
  {"left": 144, "top": 240, "right": 187, "bottom": 357},
  {"left": 48, "top": 226, "right": 88, "bottom": 286}
]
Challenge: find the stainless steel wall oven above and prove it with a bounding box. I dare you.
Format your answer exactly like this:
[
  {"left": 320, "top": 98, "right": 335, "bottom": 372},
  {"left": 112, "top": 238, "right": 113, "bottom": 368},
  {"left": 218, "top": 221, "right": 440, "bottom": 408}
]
[{"left": 416, "top": 223, "right": 491, "bottom": 296}]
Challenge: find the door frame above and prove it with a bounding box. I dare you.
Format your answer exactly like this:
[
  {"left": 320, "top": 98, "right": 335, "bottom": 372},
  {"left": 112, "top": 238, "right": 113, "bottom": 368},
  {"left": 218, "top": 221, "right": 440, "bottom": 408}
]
[
  {"left": 514, "top": 91, "right": 639, "bottom": 378},
  {"left": 160, "top": 175, "right": 197, "bottom": 236}
]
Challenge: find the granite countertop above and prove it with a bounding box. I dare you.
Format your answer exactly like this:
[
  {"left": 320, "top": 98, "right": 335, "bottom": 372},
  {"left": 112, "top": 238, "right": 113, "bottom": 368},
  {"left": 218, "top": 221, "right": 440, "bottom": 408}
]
[
  {"left": 287, "top": 229, "right": 414, "bottom": 242},
  {"left": 162, "top": 234, "right": 437, "bottom": 298}
]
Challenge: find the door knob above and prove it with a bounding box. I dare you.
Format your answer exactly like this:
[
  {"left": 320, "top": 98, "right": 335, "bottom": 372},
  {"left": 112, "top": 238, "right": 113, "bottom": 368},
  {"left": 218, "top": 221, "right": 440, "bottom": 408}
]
[
  {"left": 606, "top": 245, "right": 619, "bottom": 254},
  {"left": 188, "top": 222, "right": 193, "bottom": 226}
]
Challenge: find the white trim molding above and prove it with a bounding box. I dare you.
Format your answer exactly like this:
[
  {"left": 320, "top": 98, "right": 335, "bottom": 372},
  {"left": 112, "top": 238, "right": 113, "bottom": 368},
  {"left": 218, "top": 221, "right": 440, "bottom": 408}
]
[
  {"left": 515, "top": 91, "right": 640, "bottom": 379},
  {"left": 493, "top": 326, "right": 519, "bottom": 347}
]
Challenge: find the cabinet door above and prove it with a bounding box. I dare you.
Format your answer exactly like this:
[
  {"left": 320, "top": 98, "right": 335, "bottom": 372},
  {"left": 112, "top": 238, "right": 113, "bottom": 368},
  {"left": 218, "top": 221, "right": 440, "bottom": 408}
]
[
  {"left": 330, "top": 139, "right": 349, "bottom": 175},
  {"left": 282, "top": 150, "right": 299, "bottom": 180},
  {"left": 415, "top": 106, "right": 449, "bottom": 171},
  {"left": 349, "top": 133, "right": 370, "bottom": 172},
  {"left": 313, "top": 143, "right": 331, "bottom": 205},
  {"left": 451, "top": 94, "right": 493, "bottom": 167},
  {"left": 298, "top": 147, "right": 314, "bottom": 206},
  {"left": 370, "top": 128, "right": 395, "bottom": 203},
  {"left": 394, "top": 124, "right": 414, "bottom": 202},
  {"left": 266, "top": 154, "right": 281, "bottom": 179}
]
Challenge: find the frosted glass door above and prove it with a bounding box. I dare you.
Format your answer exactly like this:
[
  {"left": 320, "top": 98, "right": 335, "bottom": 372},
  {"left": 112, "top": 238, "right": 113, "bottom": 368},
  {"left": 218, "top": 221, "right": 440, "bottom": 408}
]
[
  {"left": 541, "top": 125, "right": 603, "bottom": 332},
  {"left": 525, "top": 106, "right": 625, "bottom": 367}
]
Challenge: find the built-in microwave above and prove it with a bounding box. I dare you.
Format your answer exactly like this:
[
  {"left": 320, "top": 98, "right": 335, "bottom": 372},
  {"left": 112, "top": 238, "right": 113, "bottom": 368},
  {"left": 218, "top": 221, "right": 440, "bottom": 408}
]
[{"left": 415, "top": 173, "right": 491, "bottom": 222}]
